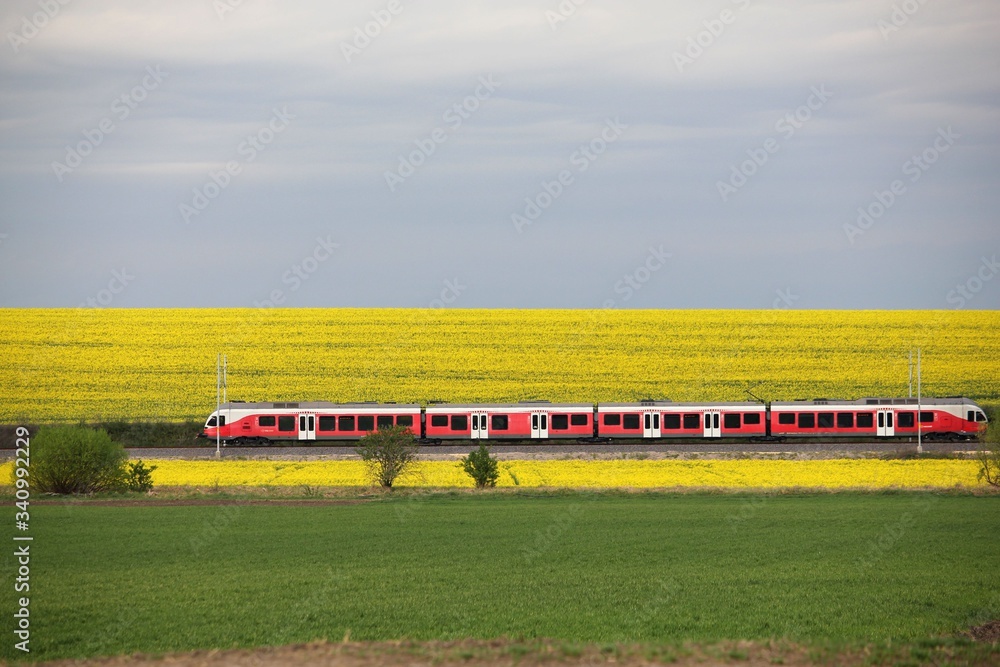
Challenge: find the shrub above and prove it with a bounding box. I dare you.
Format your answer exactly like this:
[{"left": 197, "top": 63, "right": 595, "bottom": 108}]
[
  {"left": 461, "top": 444, "right": 499, "bottom": 488},
  {"left": 124, "top": 460, "right": 157, "bottom": 492},
  {"left": 27, "top": 426, "right": 127, "bottom": 494},
  {"left": 356, "top": 425, "right": 418, "bottom": 488}
]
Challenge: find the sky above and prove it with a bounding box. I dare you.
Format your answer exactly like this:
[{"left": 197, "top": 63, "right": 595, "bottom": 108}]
[{"left": 0, "top": 0, "right": 998, "bottom": 310}]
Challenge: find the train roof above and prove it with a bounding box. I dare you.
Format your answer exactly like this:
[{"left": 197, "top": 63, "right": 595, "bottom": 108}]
[
  {"left": 599, "top": 401, "right": 764, "bottom": 409},
  {"left": 425, "top": 402, "right": 594, "bottom": 410},
  {"left": 771, "top": 397, "right": 977, "bottom": 407},
  {"left": 217, "top": 401, "right": 421, "bottom": 410}
]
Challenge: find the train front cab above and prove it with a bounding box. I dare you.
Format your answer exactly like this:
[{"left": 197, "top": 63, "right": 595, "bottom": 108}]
[{"left": 770, "top": 398, "right": 989, "bottom": 440}]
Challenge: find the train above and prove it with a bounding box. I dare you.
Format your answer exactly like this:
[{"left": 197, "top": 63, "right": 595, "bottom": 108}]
[{"left": 201, "top": 396, "right": 989, "bottom": 445}]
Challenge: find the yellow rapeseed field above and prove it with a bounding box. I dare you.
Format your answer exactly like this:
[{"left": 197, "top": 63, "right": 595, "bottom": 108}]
[
  {"left": 0, "top": 458, "right": 980, "bottom": 489},
  {"left": 0, "top": 308, "right": 997, "bottom": 422}
]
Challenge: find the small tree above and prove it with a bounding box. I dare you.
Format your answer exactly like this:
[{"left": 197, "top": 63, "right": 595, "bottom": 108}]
[
  {"left": 124, "top": 460, "right": 157, "bottom": 492},
  {"left": 461, "top": 443, "right": 499, "bottom": 488},
  {"left": 27, "top": 425, "right": 127, "bottom": 494},
  {"left": 356, "top": 424, "right": 418, "bottom": 489},
  {"left": 978, "top": 444, "right": 1000, "bottom": 487},
  {"left": 976, "top": 408, "right": 999, "bottom": 488}
]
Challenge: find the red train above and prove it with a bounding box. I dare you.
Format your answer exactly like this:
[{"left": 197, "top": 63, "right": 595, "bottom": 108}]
[{"left": 201, "top": 397, "right": 988, "bottom": 445}]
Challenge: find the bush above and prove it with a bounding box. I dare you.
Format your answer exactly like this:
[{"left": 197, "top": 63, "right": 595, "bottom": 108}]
[
  {"left": 356, "top": 425, "right": 418, "bottom": 489},
  {"left": 461, "top": 444, "right": 499, "bottom": 488},
  {"left": 124, "top": 460, "right": 157, "bottom": 492},
  {"left": 27, "top": 426, "right": 128, "bottom": 494}
]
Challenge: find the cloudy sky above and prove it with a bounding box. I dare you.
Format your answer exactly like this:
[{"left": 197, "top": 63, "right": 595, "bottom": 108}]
[{"left": 1, "top": 0, "right": 998, "bottom": 309}]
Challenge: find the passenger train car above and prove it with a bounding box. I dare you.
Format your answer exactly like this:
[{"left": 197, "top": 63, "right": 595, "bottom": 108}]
[{"left": 201, "top": 397, "right": 988, "bottom": 445}]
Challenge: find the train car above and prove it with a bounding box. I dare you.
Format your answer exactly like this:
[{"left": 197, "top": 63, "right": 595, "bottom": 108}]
[
  {"left": 202, "top": 401, "right": 421, "bottom": 444},
  {"left": 423, "top": 402, "right": 594, "bottom": 441},
  {"left": 769, "top": 397, "right": 987, "bottom": 440},
  {"left": 596, "top": 401, "right": 767, "bottom": 439}
]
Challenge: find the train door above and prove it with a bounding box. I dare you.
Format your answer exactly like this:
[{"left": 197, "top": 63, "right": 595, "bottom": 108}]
[
  {"left": 298, "top": 413, "right": 315, "bottom": 441},
  {"left": 643, "top": 411, "right": 661, "bottom": 438},
  {"left": 877, "top": 409, "right": 894, "bottom": 437},
  {"left": 471, "top": 411, "right": 489, "bottom": 440},
  {"left": 531, "top": 412, "right": 548, "bottom": 439},
  {"left": 703, "top": 411, "right": 721, "bottom": 438}
]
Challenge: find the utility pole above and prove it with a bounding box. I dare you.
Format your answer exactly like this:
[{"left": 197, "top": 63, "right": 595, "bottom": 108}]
[
  {"left": 216, "top": 353, "right": 221, "bottom": 458},
  {"left": 908, "top": 350, "right": 913, "bottom": 398},
  {"left": 917, "top": 348, "right": 922, "bottom": 454}
]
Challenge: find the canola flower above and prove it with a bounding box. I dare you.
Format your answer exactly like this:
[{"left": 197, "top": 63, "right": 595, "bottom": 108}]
[
  {"left": 0, "top": 308, "right": 998, "bottom": 422},
  {"left": 0, "top": 458, "right": 980, "bottom": 489}
]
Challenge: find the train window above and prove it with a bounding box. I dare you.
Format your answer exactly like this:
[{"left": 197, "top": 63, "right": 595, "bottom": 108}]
[
  {"left": 818, "top": 413, "right": 834, "bottom": 428},
  {"left": 397, "top": 415, "right": 413, "bottom": 427},
  {"left": 663, "top": 414, "right": 681, "bottom": 429},
  {"left": 857, "top": 413, "right": 874, "bottom": 428},
  {"left": 377, "top": 415, "right": 394, "bottom": 430},
  {"left": 451, "top": 415, "right": 468, "bottom": 431},
  {"left": 603, "top": 413, "right": 621, "bottom": 426},
  {"left": 259, "top": 415, "right": 276, "bottom": 427},
  {"left": 919, "top": 412, "right": 934, "bottom": 423},
  {"left": 743, "top": 413, "right": 761, "bottom": 425},
  {"left": 976, "top": 411, "right": 987, "bottom": 422},
  {"left": 430, "top": 415, "right": 448, "bottom": 427},
  {"left": 551, "top": 414, "right": 569, "bottom": 430},
  {"left": 897, "top": 412, "right": 915, "bottom": 428},
  {"left": 571, "top": 414, "right": 589, "bottom": 426},
  {"left": 778, "top": 413, "right": 795, "bottom": 425},
  {"left": 623, "top": 414, "right": 641, "bottom": 430},
  {"left": 683, "top": 414, "right": 700, "bottom": 429},
  {"left": 491, "top": 415, "right": 509, "bottom": 430},
  {"left": 358, "top": 416, "right": 375, "bottom": 432},
  {"left": 836, "top": 413, "right": 854, "bottom": 428},
  {"left": 278, "top": 416, "right": 295, "bottom": 432},
  {"left": 318, "top": 416, "right": 337, "bottom": 431},
  {"left": 206, "top": 416, "right": 217, "bottom": 427},
  {"left": 969, "top": 411, "right": 979, "bottom": 422},
  {"left": 724, "top": 414, "right": 741, "bottom": 429},
  {"left": 798, "top": 413, "right": 815, "bottom": 428},
  {"left": 339, "top": 415, "right": 356, "bottom": 431}
]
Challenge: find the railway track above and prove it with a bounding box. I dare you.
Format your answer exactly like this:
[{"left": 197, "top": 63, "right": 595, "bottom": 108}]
[{"left": 106, "top": 440, "right": 980, "bottom": 460}]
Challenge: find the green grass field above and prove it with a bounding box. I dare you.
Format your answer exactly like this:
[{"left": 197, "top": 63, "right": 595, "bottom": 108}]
[{"left": 5, "top": 492, "right": 1000, "bottom": 662}]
